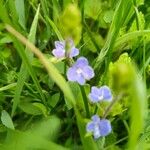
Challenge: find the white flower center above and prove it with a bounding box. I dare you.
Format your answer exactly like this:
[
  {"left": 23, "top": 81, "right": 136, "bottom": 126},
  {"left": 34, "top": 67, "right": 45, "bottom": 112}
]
[
  {"left": 94, "top": 124, "right": 101, "bottom": 138},
  {"left": 98, "top": 95, "right": 103, "bottom": 100},
  {"left": 76, "top": 68, "right": 82, "bottom": 74}
]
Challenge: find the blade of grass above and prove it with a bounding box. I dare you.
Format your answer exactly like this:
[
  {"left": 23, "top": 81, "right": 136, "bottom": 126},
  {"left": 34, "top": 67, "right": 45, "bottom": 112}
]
[
  {"left": 11, "top": 5, "right": 44, "bottom": 116},
  {"left": 0, "top": 0, "right": 11, "bottom": 24},
  {"left": 94, "top": 0, "right": 133, "bottom": 70},
  {"left": 15, "top": 0, "right": 26, "bottom": 29},
  {"left": 114, "top": 30, "right": 150, "bottom": 51},
  {"left": 0, "top": 83, "right": 17, "bottom": 92},
  {"left": 128, "top": 75, "right": 147, "bottom": 149},
  {"left": 46, "top": 17, "right": 63, "bottom": 41}
]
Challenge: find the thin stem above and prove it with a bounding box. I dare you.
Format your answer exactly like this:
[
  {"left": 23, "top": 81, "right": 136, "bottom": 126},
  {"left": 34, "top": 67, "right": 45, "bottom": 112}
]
[
  {"left": 94, "top": 105, "right": 98, "bottom": 114},
  {"left": 103, "top": 93, "right": 123, "bottom": 118},
  {"left": 80, "top": 85, "right": 90, "bottom": 118},
  {"left": 104, "top": 136, "right": 128, "bottom": 150}
]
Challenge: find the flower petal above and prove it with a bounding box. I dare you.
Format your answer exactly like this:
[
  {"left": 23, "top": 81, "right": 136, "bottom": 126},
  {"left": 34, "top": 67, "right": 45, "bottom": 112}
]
[
  {"left": 91, "top": 115, "right": 100, "bottom": 122},
  {"left": 69, "top": 47, "right": 79, "bottom": 58},
  {"left": 82, "top": 66, "right": 95, "bottom": 80},
  {"left": 76, "top": 57, "right": 89, "bottom": 67},
  {"left": 55, "top": 41, "right": 65, "bottom": 49},
  {"left": 67, "top": 67, "right": 77, "bottom": 81},
  {"left": 52, "top": 48, "right": 65, "bottom": 58},
  {"left": 91, "top": 86, "right": 100, "bottom": 95},
  {"left": 88, "top": 93, "right": 100, "bottom": 103},
  {"left": 99, "top": 119, "right": 112, "bottom": 136},
  {"left": 86, "top": 122, "right": 95, "bottom": 132},
  {"left": 76, "top": 74, "right": 85, "bottom": 85},
  {"left": 100, "top": 86, "right": 112, "bottom": 101}
]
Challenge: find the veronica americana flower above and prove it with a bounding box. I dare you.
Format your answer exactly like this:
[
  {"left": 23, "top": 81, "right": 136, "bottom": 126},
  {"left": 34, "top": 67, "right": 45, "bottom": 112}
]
[
  {"left": 67, "top": 57, "right": 94, "bottom": 85},
  {"left": 52, "top": 40, "right": 79, "bottom": 59},
  {"left": 89, "top": 86, "right": 112, "bottom": 103},
  {"left": 86, "top": 115, "right": 112, "bottom": 139}
]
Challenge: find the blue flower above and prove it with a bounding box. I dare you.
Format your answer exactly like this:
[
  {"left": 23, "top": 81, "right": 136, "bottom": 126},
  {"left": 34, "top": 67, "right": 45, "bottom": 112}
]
[
  {"left": 52, "top": 40, "right": 79, "bottom": 59},
  {"left": 67, "top": 57, "right": 94, "bottom": 85},
  {"left": 86, "top": 115, "right": 112, "bottom": 139},
  {"left": 89, "top": 86, "right": 112, "bottom": 103}
]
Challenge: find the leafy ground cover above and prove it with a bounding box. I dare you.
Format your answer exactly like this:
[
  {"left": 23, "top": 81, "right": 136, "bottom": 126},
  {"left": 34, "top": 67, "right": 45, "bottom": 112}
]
[{"left": 0, "top": 0, "right": 150, "bottom": 149}]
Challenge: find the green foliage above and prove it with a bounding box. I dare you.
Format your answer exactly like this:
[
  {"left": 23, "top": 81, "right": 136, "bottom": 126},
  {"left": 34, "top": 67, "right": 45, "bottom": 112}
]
[
  {"left": 1, "top": 110, "right": 14, "bottom": 130},
  {"left": 12, "top": 4, "right": 41, "bottom": 116},
  {"left": 0, "top": 0, "right": 150, "bottom": 149}
]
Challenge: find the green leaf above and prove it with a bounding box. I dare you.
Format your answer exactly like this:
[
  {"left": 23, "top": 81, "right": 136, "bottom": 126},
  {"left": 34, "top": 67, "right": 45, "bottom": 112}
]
[
  {"left": 47, "top": 17, "right": 63, "bottom": 41},
  {"left": 4, "top": 129, "right": 69, "bottom": 150},
  {"left": 48, "top": 93, "right": 60, "bottom": 108},
  {"left": 128, "top": 75, "right": 148, "bottom": 149},
  {"left": 33, "top": 102, "right": 48, "bottom": 117},
  {"left": 15, "top": 0, "right": 25, "bottom": 29},
  {"left": 27, "top": 116, "right": 61, "bottom": 140},
  {"left": 103, "top": 10, "right": 114, "bottom": 23},
  {"left": 19, "top": 101, "right": 43, "bottom": 115},
  {"left": 1, "top": 110, "right": 14, "bottom": 130},
  {"left": 84, "top": 0, "right": 101, "bottom": 20}
]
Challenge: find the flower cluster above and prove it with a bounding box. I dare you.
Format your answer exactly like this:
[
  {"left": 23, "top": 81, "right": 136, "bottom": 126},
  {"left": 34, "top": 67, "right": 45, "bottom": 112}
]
[
  {"left": 86, "top": 86, "right": 112, "bottom": 139},
  {"left": 52, "top": 40, "right": 79, "bottom": 59},
  {"left": 89, "top": 86, "right": 112, "bottom": 103},
  {"left": 52, "top": 40, "right": 112, "bottom": 140},
  {"left": 86, "top": 115, "right": 111, "bottom": 139}
]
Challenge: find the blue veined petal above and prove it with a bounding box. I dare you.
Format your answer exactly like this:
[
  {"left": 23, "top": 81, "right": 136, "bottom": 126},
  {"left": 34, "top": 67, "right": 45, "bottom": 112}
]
[
  {"left": 91, "top": 86, "right": 100, "bottom": 96},
  {"left": 69, "top": 47, "right": 79, "bottom": 58},
  {"left": 76, "top": 74, "right": 85, "bottom": 85},
  {"left": 89, "top": 86, "right": 103, "bottom": 103},
  {"left": 67, "top": 67, "right": 78, "bottom": 81},
  {"left": 91, "top": 115, "right": 100, "bottom": 122},
  {"left": 82, "top": 66, "right": 95, "bottom": 80},
  {"left": 99, "top": 119, "right": 112, "bottom": 136},
  {"left": 55, "top": 41, "right": 65, "bottom": 49},
  {"left": 88, "top": 93, "right": 100, "bottom": 103},
  {"left": 86, "top": 122, "right": 95, "bottom": 132},
  {"left": 76, "top": 57, "right": 89, "bottom": 67},
  {"left": 100, "top": 86, "right": 112, "bottom": 101},
  {"left": 52, "top": 48, "right": 65, "bottom": 58}
]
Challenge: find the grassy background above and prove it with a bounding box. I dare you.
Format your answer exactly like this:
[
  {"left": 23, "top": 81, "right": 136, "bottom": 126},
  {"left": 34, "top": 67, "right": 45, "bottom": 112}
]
[{"left": 0, "top": 0, "right": 150, "bottom": 149}]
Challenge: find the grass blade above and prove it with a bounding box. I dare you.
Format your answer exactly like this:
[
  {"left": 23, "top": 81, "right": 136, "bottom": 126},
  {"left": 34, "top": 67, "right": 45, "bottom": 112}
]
[{"left": 11, "top": 5, "right": 43, "bottom": 116}]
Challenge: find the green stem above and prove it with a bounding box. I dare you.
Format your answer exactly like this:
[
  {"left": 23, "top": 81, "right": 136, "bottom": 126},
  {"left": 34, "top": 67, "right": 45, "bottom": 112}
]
[
  {"left": 80, "top": 85, "right": 90, "bottom": 118},
  {"left": 103, "top": 93, "right": 123, "bottom": 118}
]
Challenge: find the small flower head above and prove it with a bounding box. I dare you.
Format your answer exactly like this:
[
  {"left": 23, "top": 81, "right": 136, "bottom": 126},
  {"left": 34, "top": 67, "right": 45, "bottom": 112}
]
[
  {"left": 89, "top": 86, "right": 112, "bottom": 103},
  {"left": 67, "top": 57, "right": 94, "bottom": 85},
  {"left": 52, "top": 40, "right": 79, "bottom": 59},
  {"left": 86, "top": 115, "right": 112, "bottom": 139}
]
